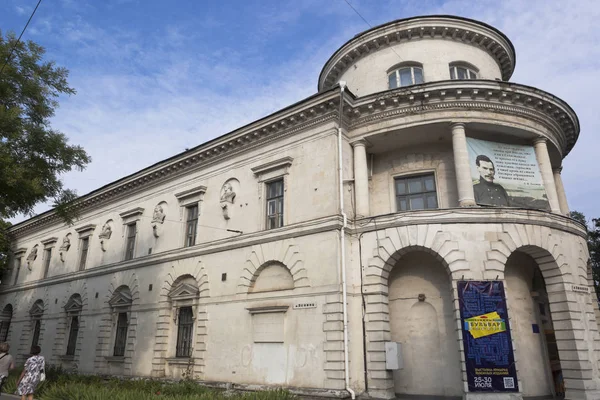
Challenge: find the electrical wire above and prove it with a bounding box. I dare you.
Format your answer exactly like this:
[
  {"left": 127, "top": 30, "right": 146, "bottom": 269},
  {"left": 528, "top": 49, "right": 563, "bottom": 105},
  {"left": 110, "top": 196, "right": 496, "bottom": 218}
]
[
  {"left": 340, "top": 0, "right": 405, "bottom": 64},
  {"left": 0, "top": 0, "right": 44, "bottom": 75}
]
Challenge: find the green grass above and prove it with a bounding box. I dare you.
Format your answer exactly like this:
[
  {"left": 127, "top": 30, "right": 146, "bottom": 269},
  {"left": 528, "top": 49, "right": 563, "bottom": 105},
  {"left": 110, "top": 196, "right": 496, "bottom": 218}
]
[{"left": 1, "top": 365, "right": 296, "bottom": 400}]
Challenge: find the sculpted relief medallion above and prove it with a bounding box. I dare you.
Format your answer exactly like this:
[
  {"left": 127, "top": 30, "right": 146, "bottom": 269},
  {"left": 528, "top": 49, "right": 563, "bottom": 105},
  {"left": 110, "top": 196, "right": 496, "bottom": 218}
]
[
  {"left": 59, "top": 234, "right": 71, "bottom": 262},
  {"left": 26, "top": 245, "right": 38, "bottom": 271},
  {"left": 220, "top": 179, "right": 238, "bottom": 220},
  {"left": 99, "top": 221, "right": 113, "bottom": 252},
  {"left": 152, "top": 202, "right": 167, "bottom": 237}
]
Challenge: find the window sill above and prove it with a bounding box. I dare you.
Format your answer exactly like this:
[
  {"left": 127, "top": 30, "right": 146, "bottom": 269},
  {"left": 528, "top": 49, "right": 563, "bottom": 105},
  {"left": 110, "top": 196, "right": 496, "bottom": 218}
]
[
  {"left": 105, "top": 356, "right": 125, "bottom": 363},
  {"left": 165, "top": 357, "right": 197, "bottom": 366}
]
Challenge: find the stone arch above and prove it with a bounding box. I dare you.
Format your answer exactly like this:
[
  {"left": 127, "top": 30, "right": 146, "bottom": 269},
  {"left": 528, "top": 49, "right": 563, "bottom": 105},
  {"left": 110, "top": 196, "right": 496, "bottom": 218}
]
[
  {"left": 249, "top": 261, "right": 294, "bottom": 293},
  {"left": 0, "top": 304, "right": 13, "bottom": 343},
  {"left": 152, "top": 259, "right": 209, "bottom": 378},
  {"left": 15, "top": 287, "right": 50, "bottom": 362},
  {"left": 484, "top": 224, "right": 571, "bottom": 282},
  {"left": 237, "top": 239, "right": 309, "bottom": 294},
  {"left": 94, "top": 272, "right": 141, "bottom": 375},
  {"left": 487, "top": 225, "right": 600, "bottom": 399},
  {"left": 362, "top": 224, "right": 467, "bottom": 399},
  {"left": 52, "top": 280, "right": 88, "bottom": 369}
]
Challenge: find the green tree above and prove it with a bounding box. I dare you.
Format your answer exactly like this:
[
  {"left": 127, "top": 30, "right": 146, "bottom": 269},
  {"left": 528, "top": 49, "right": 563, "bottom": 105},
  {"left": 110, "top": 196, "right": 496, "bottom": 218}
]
[
  {"left": 570, "top": 211, "right": 600, "bottom": 302},
  {"left": 0, "top": 31, "right": 90, "bottom": 272}
]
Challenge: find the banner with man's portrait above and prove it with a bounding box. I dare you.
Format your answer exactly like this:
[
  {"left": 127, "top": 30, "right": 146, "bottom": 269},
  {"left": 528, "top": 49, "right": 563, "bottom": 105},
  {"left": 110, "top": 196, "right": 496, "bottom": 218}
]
[{"left": 466, "top": 137, "right": 549, "bottom": 210}]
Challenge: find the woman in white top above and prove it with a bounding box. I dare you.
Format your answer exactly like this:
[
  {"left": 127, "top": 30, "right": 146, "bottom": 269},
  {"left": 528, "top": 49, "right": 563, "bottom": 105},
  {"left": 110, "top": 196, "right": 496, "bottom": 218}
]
[{"left": 0, "top": 342, "right": 15, "bottom": 394}]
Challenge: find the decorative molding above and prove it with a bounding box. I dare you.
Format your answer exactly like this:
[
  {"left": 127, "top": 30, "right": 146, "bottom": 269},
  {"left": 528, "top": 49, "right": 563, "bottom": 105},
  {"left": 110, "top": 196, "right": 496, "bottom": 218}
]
[
  {"left": 168, "top": 282, "right": 200, "bottom": 301},
  {"left": 238, "top": 239, "right": 309, "bottom": 294},
  {"left": 41, "top": 237, "right": 58, "bottom": 247},
  {"left": 251, "top": 157, "right": 294, "bottom": 177},
  {"left": 319, "top": 16, "right": 515, "bottom": 90},
  {"left": 347, "top": 81, "right": 578, "bottom": 156},
  {"left": 75, "top": 224, "right": 96, "bottom": 237},
  {"left": 246, "top": 305, "right": 289, "bottom": 314},
  {"left": 64, "top": 294, "right": 83, "bottom": 315},
  {"left": 108, "top": 287, "right": 133, "bottom": 309},
  {"left": 175, "top": 185, "right": 207, "bottom": 207},
  {"left": 119, "top": 207, "right": 144, "bottom": 223},
  {"left": 13, "top": 247, "right": 27, "bottom": 256},
  {"left": 29, "top": 299, "right": 44, "bottom": 318}
]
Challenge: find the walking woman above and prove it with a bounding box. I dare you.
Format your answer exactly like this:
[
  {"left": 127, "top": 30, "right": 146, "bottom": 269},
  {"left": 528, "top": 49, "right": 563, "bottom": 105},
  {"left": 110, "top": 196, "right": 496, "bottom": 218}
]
[
  {"left": 16, "top": 345, "right": 45, "bottom": 400},
  {"left": 0, "top": 342, "right": 15, "bottom": 394}
]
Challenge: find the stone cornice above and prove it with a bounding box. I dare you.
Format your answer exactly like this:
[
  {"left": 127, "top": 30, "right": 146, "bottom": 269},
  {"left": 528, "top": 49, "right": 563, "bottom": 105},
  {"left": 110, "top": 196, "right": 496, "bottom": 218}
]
[
  {"left": 8, "top": 88, "right": 342, "bottom": 239},
  {"left": 251, "top": 157, "right": 294, "bottom": 176},
  {"left": 351, "top": 207, "right": 587, "bottom": 239},
  {"left": 344, "top": 80, "right": 578, "bottom": 157},
  {"left": 40, "top": 237, "right": 58, "bottom": 246},
  {"left": 319, "top": 15, "right": 515, "bottom": 90},
  {"left": 1, "top": 215, "right": 344, "bottom": 295}
]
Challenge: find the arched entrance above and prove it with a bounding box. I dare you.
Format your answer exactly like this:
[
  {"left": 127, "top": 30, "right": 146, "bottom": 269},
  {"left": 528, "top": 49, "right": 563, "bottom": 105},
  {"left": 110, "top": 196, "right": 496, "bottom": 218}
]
[
  {"left": 505, "top": 251, "right": 563, "bottom": 398},
  {"left": 388, "top": 250, "right": 462, "bottom": 397}
]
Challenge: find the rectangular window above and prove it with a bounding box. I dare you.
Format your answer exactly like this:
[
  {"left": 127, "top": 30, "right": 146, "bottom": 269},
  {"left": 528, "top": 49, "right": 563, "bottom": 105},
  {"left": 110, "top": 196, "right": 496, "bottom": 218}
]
[
  {"left": 13, "top": 258, "right": 21, "bottom": 285},
  {"left": 79, "top": 238, "right": 89, "bottom": 271},
  {"left": 176, "top": 307, "right": 194, "bottom": 358},
  {"left": 31, "top": 319, "right": 41, "bottom": 348},
  {"left": 113, "top": 312, "right": 129, "bottom": 357},
  {"left": 185, "top": 205, "right": 199, "bottom": 247},
  {"left": 43, "top": 248, "right": 52, "bottom": 278},
  {"left": 125, "top": 223, "right": 136, "bottom": 260},
  {"left": 395, "top": 174, "right": 438, "bottom": 211},
  {"left": 66, "top": 316, "right": 79, "bottom": 356},
  {"left": 266, "top": 179, "right": 284, "bottom": 229}
]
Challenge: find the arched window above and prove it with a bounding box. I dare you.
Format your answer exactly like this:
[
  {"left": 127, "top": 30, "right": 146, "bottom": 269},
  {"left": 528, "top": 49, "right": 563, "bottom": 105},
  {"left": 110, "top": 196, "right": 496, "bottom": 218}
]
[
  {"left": 108, "top": 286, "right": 132, "bottom": 357},
  {"left": 29, "top": 300, "right": 44, "bottom": 348},
  {"left": 0, "top": 305, "right": 13, "bottom": 342},
  {"left": 388, "top": 64, "right": 424, "bottom": 89},
  {"left": 449, "top": 63, "right": 479, "bottom": 80},
  {"left": 168, "top": 276, "right": 199, "bottom": 358},
  {"left": 64, "top": 294, "right": 82, "bottom": 356}
]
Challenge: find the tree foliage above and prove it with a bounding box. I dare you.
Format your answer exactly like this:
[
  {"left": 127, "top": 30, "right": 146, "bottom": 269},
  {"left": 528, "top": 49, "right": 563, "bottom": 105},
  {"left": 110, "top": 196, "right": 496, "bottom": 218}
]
[
  {"left": 0, "top": 31, "right": 90, "bottom": 272},
  {"left": 570, "top": 211, "right": 600, "bottom": 302}
]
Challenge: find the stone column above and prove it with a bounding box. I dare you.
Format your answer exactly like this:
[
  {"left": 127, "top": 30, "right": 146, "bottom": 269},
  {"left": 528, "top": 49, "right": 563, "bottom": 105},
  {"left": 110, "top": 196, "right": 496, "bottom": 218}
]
[
  {"left": 533, "top": 138, "right": 561, "bottom": 213},
  {"left": 450, "top": 123, "right": 476, "bottom": 207},
  {"left": 553, "top": 167, "right": 570, "bottom": 215},
  {"left": 353, "top": 140, "right": 370, "bottom": 218}
]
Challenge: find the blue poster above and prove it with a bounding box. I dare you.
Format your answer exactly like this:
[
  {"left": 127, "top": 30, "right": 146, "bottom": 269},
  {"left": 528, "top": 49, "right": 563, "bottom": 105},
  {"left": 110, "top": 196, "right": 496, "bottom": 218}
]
[{"left": 458, "top": 281, "right": 519, "bottom": 392}]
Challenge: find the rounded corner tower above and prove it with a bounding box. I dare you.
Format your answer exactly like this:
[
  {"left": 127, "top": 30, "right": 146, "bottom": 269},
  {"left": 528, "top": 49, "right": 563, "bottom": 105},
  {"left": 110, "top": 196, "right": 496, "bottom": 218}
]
[{"left": 319, "top": 15, "right": 516, "bottom": 96}]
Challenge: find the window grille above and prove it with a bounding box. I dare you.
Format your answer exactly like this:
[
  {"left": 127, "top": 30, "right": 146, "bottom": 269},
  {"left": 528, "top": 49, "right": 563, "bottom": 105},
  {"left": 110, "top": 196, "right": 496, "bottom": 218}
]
[
  {"left": 388, "top": 65, "right": 424, "bottom": 88},
  {"left": 125, "top": 223, "right": 137, "bottom": 260},
  {"left": 79, "top": 238, "right": 89, "bottom": 270},
  {"left": 395, "top": 174, "right": 438, "bottom": 211},
  {"left": 266, "top": 179, "right": 284, "bottom": 229},
  {"left": 31, "top": 319, "right": 41, "bottom": 348},
  {"left": 185, "top": 205, "right": 199, "bottom": 247},
  {"left": 66, "top": 316, "right": 79, "bottom": 356},
  {"left": 176, "top": 307, "right": 194, "bottom": 358},
  {"left": 113, "top": 312, "right": 128, "bottom": 357}
]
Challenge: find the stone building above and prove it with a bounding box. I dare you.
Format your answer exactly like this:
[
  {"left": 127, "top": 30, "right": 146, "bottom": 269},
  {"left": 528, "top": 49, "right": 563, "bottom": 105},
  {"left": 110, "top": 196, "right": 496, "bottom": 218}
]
[{"left": 1, "top": 15, "right": 599, "bottom": 400}]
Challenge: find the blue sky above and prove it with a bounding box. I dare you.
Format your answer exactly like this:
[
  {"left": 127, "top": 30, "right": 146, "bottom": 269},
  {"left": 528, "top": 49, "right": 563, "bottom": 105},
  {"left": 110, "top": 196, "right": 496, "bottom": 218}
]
[{"left": 2, "top": 0, "right": 600, "bottom": 222}]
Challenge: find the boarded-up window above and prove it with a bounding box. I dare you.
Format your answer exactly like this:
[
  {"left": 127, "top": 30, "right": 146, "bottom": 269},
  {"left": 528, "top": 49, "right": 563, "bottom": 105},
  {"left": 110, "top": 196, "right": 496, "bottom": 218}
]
[{"left": 252, "top": 312, "right": 285, "bottom": 343}]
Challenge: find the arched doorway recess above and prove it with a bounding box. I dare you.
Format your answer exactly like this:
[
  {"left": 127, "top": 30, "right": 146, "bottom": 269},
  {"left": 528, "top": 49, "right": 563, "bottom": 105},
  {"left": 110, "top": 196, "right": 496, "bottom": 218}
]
[
  {"left": 388, "top": 250, "right": 462, "bottom": 397},
  {"left": 505, "top": 251, "right": 563, "bottom": 398}
]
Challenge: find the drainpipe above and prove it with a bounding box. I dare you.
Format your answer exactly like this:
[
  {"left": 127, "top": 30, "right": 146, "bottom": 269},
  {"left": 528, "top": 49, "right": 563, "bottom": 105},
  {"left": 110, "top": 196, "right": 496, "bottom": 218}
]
[{"left": 337, "top": 81, "right": 356, "bottom": 400}]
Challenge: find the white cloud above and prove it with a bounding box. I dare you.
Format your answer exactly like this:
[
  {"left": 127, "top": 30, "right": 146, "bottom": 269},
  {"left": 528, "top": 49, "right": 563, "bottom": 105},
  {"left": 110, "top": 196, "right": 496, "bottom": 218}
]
[{"left": 9, "top": 0, "right": 600, "bottom": 223}]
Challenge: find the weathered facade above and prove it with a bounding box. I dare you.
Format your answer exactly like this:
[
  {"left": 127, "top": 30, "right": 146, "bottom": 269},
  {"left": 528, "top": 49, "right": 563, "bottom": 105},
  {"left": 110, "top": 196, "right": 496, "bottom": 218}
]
[{"left": 1, "top": 15, "right": 599, "bottom": 400}]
